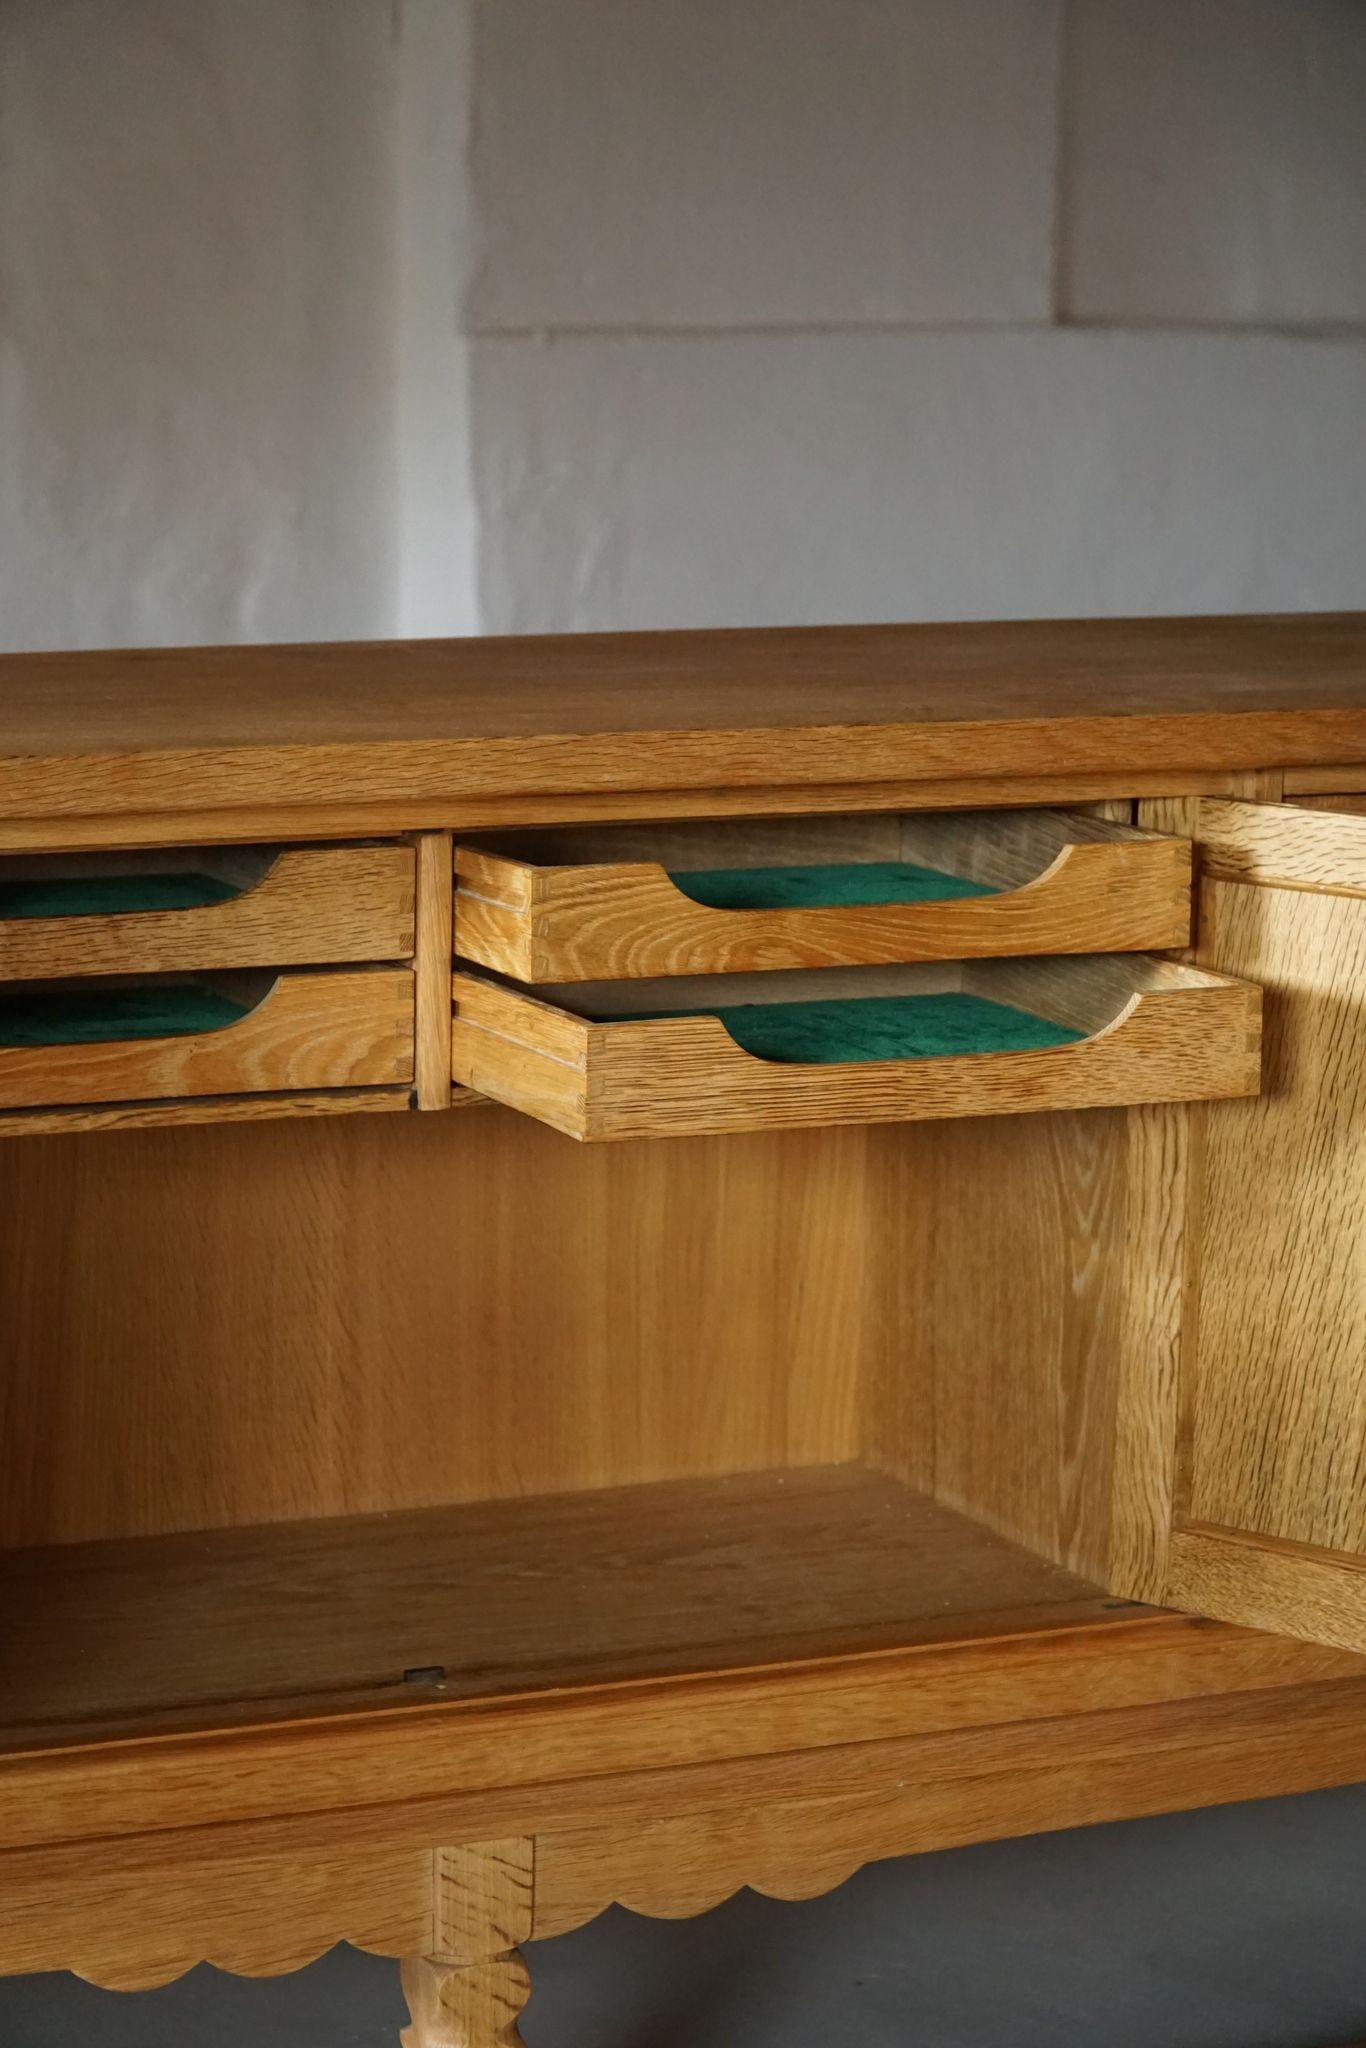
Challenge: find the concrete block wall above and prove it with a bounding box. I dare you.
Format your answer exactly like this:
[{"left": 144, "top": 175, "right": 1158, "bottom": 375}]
[
  {"left": 1, "top": 0, "right": 1364, "bottom": 651},
  {"left": 470, "top": 0, "right": 1366, "bottom": 633},
  {"left": 0, "top": 0, "right": 407, "bottom": 651}
]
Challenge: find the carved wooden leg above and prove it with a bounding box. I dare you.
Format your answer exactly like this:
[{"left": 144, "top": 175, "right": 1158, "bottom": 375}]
[{"left": 400, "top": 1839, "right": 534, "bottom": 2048}]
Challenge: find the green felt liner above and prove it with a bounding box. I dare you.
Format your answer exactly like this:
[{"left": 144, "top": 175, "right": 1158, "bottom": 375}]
[
  {"left": 0, "top": 985, "right": 250, "bottom": 1048},
  {"left": 609, "top": 991, "right": 1085, "bottom": 1065},
  {"left": 0, "top": 874, "right": 238, "bottom": 921},
  {"left": 665, "top": 861, "right": 995, "bottom": 911}
]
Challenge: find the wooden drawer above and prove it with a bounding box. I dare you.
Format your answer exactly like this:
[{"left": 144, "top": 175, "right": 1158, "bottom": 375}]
[
  {"left": 0, "top": 844, "right": 414, "bottom": 982},
  {"left": 453, "top": 810, "right": 1192, "bottom": 983},
  {"left": 451, "top": 957, "right": 1260, "bottom": 1141},
  {"left": 0, "top": 968, "right": 414, "bottom": 1110}
]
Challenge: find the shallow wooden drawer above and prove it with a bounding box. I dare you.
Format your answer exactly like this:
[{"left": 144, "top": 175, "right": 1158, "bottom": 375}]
[
  {"left": 0, "top": 844, "right": 414, "bottom": 982},
  {"left": 454, "top": 809, "right": 1192, "bottom": 983},
  {"left": 451, "top": 957, "right": 1261, "bottom": 1142},
  {"left": 0, "top": 967, "right": 414, "bottom": 1110}
]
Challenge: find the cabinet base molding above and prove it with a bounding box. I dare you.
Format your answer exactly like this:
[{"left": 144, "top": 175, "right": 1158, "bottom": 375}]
[{"left": 8, "top": 1667, "right": 1366, "bottom": 2009}]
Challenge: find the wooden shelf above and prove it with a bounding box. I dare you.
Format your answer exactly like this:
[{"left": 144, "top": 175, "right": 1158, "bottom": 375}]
[{"left": 0, "top": 1466, "right": 1125, "bottom": 1752}]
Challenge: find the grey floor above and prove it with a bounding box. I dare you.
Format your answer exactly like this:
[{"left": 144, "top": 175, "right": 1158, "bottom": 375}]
[{"left": 5, "top": 1782, "right": 1366, "bottom": 2048}]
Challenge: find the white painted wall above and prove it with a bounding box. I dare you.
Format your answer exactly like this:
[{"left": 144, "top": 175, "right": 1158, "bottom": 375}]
[
  {"left": 0, "top": 0, "right": 417, "bottom": 652},
  {"left": 2, "top": 0, "right": 1364, "bottom": 653},
  {"left": 470, "top": 0, "right": 1366, "bottom": 634}
]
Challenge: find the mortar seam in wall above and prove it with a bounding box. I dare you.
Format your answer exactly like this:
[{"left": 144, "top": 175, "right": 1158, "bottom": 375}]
[
  {"left": 1051, "top": 0, "right": 1073, "bottom": 325},
  {"left": 465, "top": 318, "right": 1366, "bottom": 344}
]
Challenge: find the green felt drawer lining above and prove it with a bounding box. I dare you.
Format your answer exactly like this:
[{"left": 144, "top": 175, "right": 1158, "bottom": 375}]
[
  {"left": 664, "top": 861, "right": 994, "bottom": 911},
  {"left": 0, "top": 985, "right": 250, "bottom": 1048},
  {"left": 610, "top": 991, "right": 1084, "bottom": 1065},
  {"left": 0, "top": 875, "right": 238, "bottom": 922}
]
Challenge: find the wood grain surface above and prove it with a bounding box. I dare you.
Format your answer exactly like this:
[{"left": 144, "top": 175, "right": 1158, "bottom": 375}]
[
  {"left": 0, "top": 1468, "right": 1113, "bottom": 1747},
  {"left": 0, "top": 965, "right": 414, "bottom": 1109},
  {"left": 454, "top": 810, "right": 1191, "bottom": 982},
  {"left": 862, "top": 1096, "right": 1194, "bottom": 1600},
  {"left": 0, "top": 1837, "right": 433, "bottom": 1992},
  {"left": 1197, "top": 797, "right": 1366, "bottom": 894},
  {"left": 1, "top": 1604, "right": 1354, "bottom": 1857},
  {"left": 450, "top": 955, "right": 1261, "bottom": 1141},
  {"left": 2, "top": 615, "right": 1365, "bottom": 841},
  {"left": 400, "top": 1839, "right": 536, "bottom": 2048},
  {"left": 0, "top": 843, "right": 414, "bottom": 980},
  {"left": 7, "top": 1667, "right": 1366, "bottom": 1987},
  {"left": 413, "top": 833, "right": 455, "bottom": 1109},
  {"left": 529, "top": 1673, "right": 1366, "bottom": 1940},
  {"left": 0, "top": 767, "right": 1306, "bottom": 857},
  {"left": 0, "top": 1086, "right": 411, "bottom": 1140},
  {"left": 0, "top": 1108, "right": 870, "bottom": 1546},
  {"left": 1183, "top": 880, "right": 1366, "bottom": 1562}
]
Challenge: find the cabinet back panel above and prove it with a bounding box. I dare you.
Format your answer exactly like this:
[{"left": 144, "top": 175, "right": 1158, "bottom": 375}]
[{"left": 0, "top": 1110, "right": 870, "bottom": 1546}]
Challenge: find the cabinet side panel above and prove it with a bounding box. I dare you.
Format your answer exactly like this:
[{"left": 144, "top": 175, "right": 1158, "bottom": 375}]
[
  {"left": 864, "top": 1110, "right": 1140, "bottom": 1581},
  {"left": 1184, "top": 879, "right": 1366, "bottom": 1557}
]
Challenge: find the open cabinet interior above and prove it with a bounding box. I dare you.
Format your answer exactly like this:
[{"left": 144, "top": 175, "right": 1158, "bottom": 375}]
[
  {"left": 0, "top": 1094, "right": 1166, "bottom": 1754},
  {"left": 12, "top": 622, "right": 1366, "bottom": 2018}
]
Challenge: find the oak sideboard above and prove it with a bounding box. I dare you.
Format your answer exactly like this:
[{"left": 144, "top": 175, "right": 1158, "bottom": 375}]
[{"left": 4, "top": 613, "right": 1366, "bottom": 2044}]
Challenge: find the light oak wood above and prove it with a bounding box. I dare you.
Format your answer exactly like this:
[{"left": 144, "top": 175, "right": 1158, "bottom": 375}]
[
  {"left": 0, "top": 843, "right": 414, "bottom": 980},
  {"left": 1195, "top": 796, "right": 1366, "bottom": 893},
  {"left": 3, "top": 1603, "right": 1354, "bottom": 1858},
  {"left": 4, "top": 617, "right": 1366, "bottom": 2014},
  {"left": 1182, "top": 879, "right": 1366, "bottom": 1566},
  {"left": 1104, "top": 1099, "right": 1198, "bottom": 1603},
  {"left": 0, "top": 1837, "right": 433, "bottom": 1992},
  {"left": 1090, "top": 802, "right": 1366, "bottom": 1654},
  {"left": 863, "top": 1095, "right": 1196, "bottom": 1602},
  {"left": 0, "top": 1470, "right": 1117, "bottom": 1748},
  {"left": 1282, "top": 765, "right": 1366, "bottom": 793},
  {"left": 454, "top": 810, "right": 1191, "bottom": 981},
  {"left": 414, "top": 833, "right": 455, "bottom": 1109},
  {"left": 0, "top": 1110, "right": 869, "bottom": 1547},
  {"left": 402, "top": 1951, "right": 531, "bottom": 2048},
  {"left": 1285, "top": 792, "right": 1366, "bottom": 815},
  {"left": 0, "top": 965, "right": 414, "bottom": 1109},
  {"left": 8, "top": 1664, "right": 1366, "bottom": 1993},
  {"left": 529, "top": 1672, "right": 1366, "bottom": 1940},
  {"left": 433, "top": 1841, "right": 534, "bottom": 1966},
  {"left": 0, "top": 768, "right": 1294, "bottom": 857},
  {"left": 1167, "top": 1529, "right": 1366, "bottom": 1655},
  {"left": 2, "top": 618, "right": 1365, "bottom": 846},
  {"left": 0, "top": 1086, "right": 411, "bottom": 1139},
  {"left": 450, "top": 955, "right": 1261, "bottom": 1142},
  {"left": 401, "top": 1841, "right": 535, "bottom": 2048}
]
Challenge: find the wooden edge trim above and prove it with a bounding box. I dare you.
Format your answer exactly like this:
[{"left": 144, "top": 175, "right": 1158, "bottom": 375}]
[
  {"left": 3, "top": 1609, "right": 1347, "bottom": 1852},
  {"left": 0, "top": 1088, "right": 413, "bottom": 1141},
  {"left": 451, "top": 972, "right": 590, "bottom": 1069},
  {"left": 462, "top": 962, "right": 1258, "bottom": 1070},
  {"left": 1167, "top": 1528, "right": 1366, "bottom": 1654},
  {"left": 0, "top": 765, "right": 1311, "bottom": 858},
  {"left": 1281, "top": 765, "right": 1366, "bottom": 794},
  {"left": 1196, "top": 798, "right": 1366, "bottom": 896},
  {"left": 528, "top": 1671, "right": 1366, "bottom": 1939},
  {"left": 414, "top": 833, "right": 454, "bottom": 1109}
]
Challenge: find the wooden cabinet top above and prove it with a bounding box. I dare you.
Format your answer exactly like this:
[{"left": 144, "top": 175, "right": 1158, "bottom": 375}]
[{"left": 4, "top": 613, "right": 1366, "bottom": 847}]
